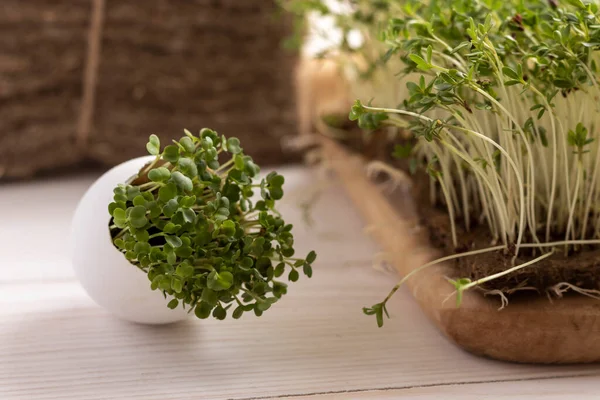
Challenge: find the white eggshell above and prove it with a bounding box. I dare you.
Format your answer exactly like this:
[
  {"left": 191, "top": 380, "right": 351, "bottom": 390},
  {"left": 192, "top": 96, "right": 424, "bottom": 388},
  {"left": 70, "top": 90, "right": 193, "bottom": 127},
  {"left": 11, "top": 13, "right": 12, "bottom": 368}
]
[{"left": 70, "top": 156, "right": 188, "bottom": 324}]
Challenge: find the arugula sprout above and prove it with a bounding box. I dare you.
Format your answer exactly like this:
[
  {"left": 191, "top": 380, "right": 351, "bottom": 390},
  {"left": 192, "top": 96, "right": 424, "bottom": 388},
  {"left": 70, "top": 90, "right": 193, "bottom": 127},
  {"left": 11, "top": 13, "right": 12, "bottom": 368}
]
[{"left": 109, "top": 129, "right": 316, "bottom": 320}]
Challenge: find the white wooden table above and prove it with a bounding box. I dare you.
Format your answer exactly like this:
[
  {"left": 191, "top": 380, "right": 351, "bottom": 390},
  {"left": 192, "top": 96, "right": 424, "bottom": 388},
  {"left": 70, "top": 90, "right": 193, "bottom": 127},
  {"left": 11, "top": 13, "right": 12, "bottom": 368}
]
[{"left": 1, "top": 166, "right": 599, "bottom": 399}]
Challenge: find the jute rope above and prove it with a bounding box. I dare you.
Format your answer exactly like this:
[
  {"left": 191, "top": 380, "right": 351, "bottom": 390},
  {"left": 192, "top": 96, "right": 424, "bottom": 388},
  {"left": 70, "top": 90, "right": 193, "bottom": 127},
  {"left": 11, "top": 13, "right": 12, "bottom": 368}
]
[{"left": 76, "top": 0, "right": 105, "bottom": 149}]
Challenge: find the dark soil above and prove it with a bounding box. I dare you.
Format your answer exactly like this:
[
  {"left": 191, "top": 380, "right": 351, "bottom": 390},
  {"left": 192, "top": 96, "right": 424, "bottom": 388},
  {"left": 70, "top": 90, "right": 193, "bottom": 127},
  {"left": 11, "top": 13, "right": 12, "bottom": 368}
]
[
  {"left": 334, "top": 123, "right": 600, "bottom": 293},
  {"left": 410, "top": 174, "right": 600, "bottom": 292}
]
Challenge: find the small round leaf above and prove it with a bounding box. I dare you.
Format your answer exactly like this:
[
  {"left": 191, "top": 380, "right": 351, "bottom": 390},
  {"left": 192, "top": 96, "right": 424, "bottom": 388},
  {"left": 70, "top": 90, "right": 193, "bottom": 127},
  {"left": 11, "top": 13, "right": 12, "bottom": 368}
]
[
  {"left": 163, "top": 145, "right": 180, "bottom": 163},
  {"left": 165, "top": 235, "right": 183, "bottom": 248},
  {"left": 226, "top": 137, "right": 242, "bottom": 154},
  {"left": 146, "top": 134, "right": 160, "bottom": 155},
  {"left": 148, "top": 167, "right": 171, "bottom": 182},
  {"left": 171, "top": 171, "right": 193, "bottom": 192},
  {"left": 167, "top": 299, "right": 179, "bottom": 309}
]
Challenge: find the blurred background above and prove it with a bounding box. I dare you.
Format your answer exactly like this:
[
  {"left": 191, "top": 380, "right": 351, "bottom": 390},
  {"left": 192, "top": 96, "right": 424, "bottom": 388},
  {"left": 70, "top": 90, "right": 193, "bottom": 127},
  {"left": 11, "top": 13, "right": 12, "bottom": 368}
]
[{"left": 0, "top": 0, "right": 303, "bottom": 180}]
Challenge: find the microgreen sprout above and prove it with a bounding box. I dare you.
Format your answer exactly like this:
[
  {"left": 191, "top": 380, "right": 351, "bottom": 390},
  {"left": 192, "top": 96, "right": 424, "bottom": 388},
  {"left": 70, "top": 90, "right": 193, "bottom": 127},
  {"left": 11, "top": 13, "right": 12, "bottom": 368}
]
[
  {"left": 108, "top": 129, "right": 316, "bottom": 320},
  {"left": 286, "top": 0, "right": 600, "bottom": 326}
]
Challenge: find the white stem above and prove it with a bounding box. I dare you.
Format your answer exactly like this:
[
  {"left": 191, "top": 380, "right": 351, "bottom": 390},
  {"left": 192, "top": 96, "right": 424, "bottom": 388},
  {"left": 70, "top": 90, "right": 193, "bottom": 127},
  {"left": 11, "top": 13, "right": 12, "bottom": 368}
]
[{"left": 462, "top": 250, "right": 554, "bottom": 291}]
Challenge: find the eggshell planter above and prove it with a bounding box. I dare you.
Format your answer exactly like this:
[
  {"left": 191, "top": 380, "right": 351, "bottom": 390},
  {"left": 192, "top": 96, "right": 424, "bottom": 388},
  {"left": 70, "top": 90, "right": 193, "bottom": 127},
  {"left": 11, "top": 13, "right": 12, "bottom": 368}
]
[{"left": 70, "top": 156, "right": 188, "bottom": 325}]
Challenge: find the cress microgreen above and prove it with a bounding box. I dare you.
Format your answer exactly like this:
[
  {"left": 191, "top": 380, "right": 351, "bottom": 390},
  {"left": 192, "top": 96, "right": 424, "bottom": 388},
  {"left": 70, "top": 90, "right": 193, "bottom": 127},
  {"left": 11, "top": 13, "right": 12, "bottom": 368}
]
[
  {"left": 108, "top": 129, "right": 316, "bottom": 320},
  {"left": 286, "top": 0, "right": 600, "bottom": 326}
]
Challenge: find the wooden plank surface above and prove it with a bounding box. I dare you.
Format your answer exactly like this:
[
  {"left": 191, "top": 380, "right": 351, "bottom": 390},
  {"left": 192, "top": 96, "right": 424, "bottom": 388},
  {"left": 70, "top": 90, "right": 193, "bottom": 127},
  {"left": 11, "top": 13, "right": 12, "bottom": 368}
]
[
  {"left": 0, "top": 174, "right": 95, "bottom": 282},
  {"left": 1, "top": 167, "right": 599, "bottom": 399},
  {"left": 290, "top": 376, "right": 600, "bottom": 399}
]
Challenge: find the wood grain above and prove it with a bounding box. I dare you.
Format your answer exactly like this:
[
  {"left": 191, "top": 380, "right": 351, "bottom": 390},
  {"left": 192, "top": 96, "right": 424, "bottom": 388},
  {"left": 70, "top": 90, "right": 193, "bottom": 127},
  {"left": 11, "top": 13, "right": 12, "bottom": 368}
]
[
  {"left": 322, "top": 138, "right": 600, "bottom": 364},
  {"left": 2, "top": 167, "right": 600, "bottom": 399},
  {"left": 290, "top": 376, "right": 600, "bottom": 399}
]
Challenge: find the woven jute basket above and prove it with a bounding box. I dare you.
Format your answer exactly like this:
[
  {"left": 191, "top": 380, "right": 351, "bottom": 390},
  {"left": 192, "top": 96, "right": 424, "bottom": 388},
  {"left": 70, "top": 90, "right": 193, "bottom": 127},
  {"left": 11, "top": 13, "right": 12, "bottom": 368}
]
[{"left": 0, "top": 0, "right": 298, "bottom": 179}]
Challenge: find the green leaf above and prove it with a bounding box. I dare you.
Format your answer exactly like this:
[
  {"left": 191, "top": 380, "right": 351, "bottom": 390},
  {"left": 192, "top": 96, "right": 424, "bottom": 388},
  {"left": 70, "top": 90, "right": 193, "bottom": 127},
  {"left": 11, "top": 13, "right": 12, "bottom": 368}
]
[
  {"left": 132, "top": 195, "right": 146, "bottom": 207},
  {"left": 148, "top": 167, "right": 171, "bottom": 182},
  {"left": 227, "top": 137, "right": 242, "bottom": 154},
  {"left": 163, "top": 145, "right": 180, "bottom": 163},
  {"left": 130, "top": 215, "right": 148, "bottom": 229},
  {"left": 256, "top": 300, "right": 271, "bottom": 312},
  {"left": 306, "top": 250, "right": 317, "bottom": 264},
  {"left": 207, "top": 270, "right": 234, "bottom": 291},
  {"left": 267, "top": 173, "right": 285, "bottom": 187},
  {"left": 163, "top": 199, "right": 179, "bottom": 218},
  {"left": 167, "top": 251, "right": 177, "bottom": 265},
  {"left": 158, "top": 276, "right": 171, "bottom": 291},
  {"left": 376, "top": 307, "right": 383, "bottom": 327},
  {"left": 201, "top": 288, "right": 219, "bottom": 306},
  {"left": 234, "top": 155, "right": 245, "bottom": 170},
  {"left": 241, "top": 257, "right": 254, "bottom": 269},
  {"left": 184, "top": 128, "right": 195, "bottom": 139},
  {"left": 553, "top": 79, "right": 572, "bottom": 88},
  {"left": 179, "top": 136, "right": 195, "bottom": 154},
  {"left": 181, "top": 208, "right": 196, "bottom": 224},
  {"left": 165, "top": 235, "right": 183, "bottom": 248},
  {"left": 200, "top": 128, "right": 217, "bottom": 139},
  {"left": 349, "top": 99, "right": 365, "bottom": 121},
  {"left": 269, "top": 187, "right": 284, "bottom": 201},
  {"left": 564, "top": 0, "right": 585, "bottom": 9},
  {"left": 108, "top": 202, "right": 120, "bottom": 215},
  {"left": 135, "top": 229, "right": 149, "bottom": 242},
  {"left": 146, "top": 134, "right": 160, "bottom": 155},
  {"left": 232, "top": 306, "right": 244, "bottom": 319},
  {"left": 451, "top": 41, "right": 470, "bottom": 54},
  {"left": 201, "top": 137, "right": 214, "bottom": 150},
  {"left": 178, "top": 158, "right": 198, "bottom": 178},
  {"left": 113, "top": 207, "right": 126, "bottom": 220},
  {"left": 213, "top": 305, "right": 227, "bottom": 320},
  {"left": 220, "top": 220, "right": 236, "bottom": 236},
  {"left": 167, "top": 299, "right": 179, "bottom": 309},
  {"left": 171, "top": 278, "right": 183, "bottom": 293},
  {"left": 130, "top": 205, "right": 146, "bottom": 219},
  {"left": 501, "top": 66, "right": 519, "bottom": 80},
  {"left": 158, "top": 183, "right": 177, "bottom": 203},
  {"left": 175, "top": 245, "right": 193, "bottom": 258},
  {"left": 274, "top": 262, "right": 285, "bottom": 277},
  {"left": 176, "top": 262, "right": 194, "bottom": 278},
  {"left": 216, "top": 207, "right": 230, "bottom": 217},
  {"left": 171, "top": 171, "right": 193, "bottom": 192},
  {"left": 363, "top": 303, "right": 387, "bottom": 327},
  {"left": 126, "top": 186, "right": 141, "bottom": 201},
  {"left": 448, "top": 278, "right": 471, "bottom": 307},
  {"left": 288, "top": 269, "right": 299, "bottom": 282},
  {"left": 303, "top": 264, "right": 313, "bottom": 278},
  {"left": 409, "top": 54, "right": 432, "bottom": 71},
  {"left": 194, "top": 302, "right": 213, "bottom": 319},
  {"left": 179, "top": 195, "right": 196, "bottom": 208},
  {"left": 134, "top": 242, "right": 150, "bottom": 255}
]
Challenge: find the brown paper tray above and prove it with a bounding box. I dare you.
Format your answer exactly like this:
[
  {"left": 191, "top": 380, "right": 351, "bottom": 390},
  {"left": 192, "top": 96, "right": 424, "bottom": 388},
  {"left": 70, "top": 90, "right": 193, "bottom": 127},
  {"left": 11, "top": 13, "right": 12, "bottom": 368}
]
[{"left": 322, "top": 137, "right": 600, "bottom": 364}]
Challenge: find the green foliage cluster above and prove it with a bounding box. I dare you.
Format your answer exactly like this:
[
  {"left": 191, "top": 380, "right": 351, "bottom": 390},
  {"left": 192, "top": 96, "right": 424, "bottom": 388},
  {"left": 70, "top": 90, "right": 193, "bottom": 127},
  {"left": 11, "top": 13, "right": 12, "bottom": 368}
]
[{"left": 109, "top": 129, "right": 316, "bottom": 320}]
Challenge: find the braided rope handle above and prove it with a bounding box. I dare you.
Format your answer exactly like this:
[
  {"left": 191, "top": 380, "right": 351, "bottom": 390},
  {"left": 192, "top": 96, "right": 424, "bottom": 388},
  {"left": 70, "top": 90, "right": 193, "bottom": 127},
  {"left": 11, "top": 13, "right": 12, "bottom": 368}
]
[{"left": 76, "top": 0, "right": 105, "bottom": 149}]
